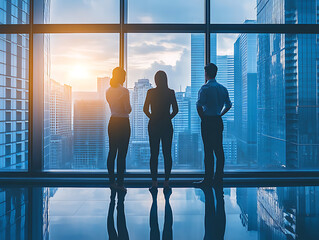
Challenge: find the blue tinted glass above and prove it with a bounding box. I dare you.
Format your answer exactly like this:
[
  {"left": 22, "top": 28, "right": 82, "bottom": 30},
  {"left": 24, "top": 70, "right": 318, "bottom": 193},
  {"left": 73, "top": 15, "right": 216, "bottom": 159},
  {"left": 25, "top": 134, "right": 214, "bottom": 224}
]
[
  {"left": 34, "top": 0, "right": 119, "bottom": 24},
  {"left": 0, "top": 34, "right": 29, "bottom": 171},
  {"left": 214, "top": 33, "right": 319, "bottom": 170},
  {"left": 39, "top": 34, "right": 119, "bottom": 170},
  {"left": 127, "top": 33, "right": 205, "bottom": 171},
  {"left": 0, "top": 0, "right": 30, "bottom": 24},
  {"left": 211, "top": 0, "right": 256, "bottom": 23},
  {"left": 128, "top": 0, "right": 205, "bottom": 23}
]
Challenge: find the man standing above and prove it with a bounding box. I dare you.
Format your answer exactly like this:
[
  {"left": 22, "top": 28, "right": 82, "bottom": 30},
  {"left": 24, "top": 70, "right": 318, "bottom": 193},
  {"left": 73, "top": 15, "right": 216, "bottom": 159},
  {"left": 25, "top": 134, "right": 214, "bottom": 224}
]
[{"left": 194, "top": 63, "right": 232, "bottom": 188}]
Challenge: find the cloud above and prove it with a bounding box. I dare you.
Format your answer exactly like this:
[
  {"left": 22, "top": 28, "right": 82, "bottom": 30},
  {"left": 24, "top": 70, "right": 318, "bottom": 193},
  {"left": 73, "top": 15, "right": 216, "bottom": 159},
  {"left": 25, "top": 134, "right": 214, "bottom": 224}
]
[{"left": 128, "top": 47, "right": 191, "bottom": 92}]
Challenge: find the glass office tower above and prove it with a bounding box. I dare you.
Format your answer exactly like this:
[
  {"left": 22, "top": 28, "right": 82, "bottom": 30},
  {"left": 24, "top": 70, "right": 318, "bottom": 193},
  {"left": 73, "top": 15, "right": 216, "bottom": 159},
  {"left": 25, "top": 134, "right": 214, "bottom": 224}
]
[
  {"left": 257, "top": 0, "right": 319, "bottom": 169},
  {"left": 234, "top": 20, "right": 258, "bottom": 167},
  {"left": 0, "top": 1, "right": 30, "bottom": 170}
]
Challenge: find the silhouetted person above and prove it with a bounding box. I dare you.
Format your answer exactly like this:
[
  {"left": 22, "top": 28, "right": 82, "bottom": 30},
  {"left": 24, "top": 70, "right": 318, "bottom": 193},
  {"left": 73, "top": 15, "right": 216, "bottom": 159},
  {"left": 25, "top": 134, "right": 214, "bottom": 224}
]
[
  {"left": 106, "top": 67, "right": 131, "bottom": 192},
  {"left": 143, "top": 71, "right": 178, "bottom": 190},
  {"left": 203, "top": 187, "right": 226, "bottom": 240},
  {"left": 194, "top": 63, "right": 232, "bottom": 188},
  {"left": 107, "top": 189, "right": 129, "bottom": 240},
  {"left": 149, "top": 188, "right": 173, "bottom": 240}
]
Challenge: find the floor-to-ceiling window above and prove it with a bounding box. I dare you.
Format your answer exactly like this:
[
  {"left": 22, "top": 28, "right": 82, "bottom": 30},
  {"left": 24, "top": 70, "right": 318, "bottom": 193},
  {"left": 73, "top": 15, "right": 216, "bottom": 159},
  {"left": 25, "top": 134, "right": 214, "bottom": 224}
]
[{"left": 0, "top": 0, "right": 318, "bottom": 174}]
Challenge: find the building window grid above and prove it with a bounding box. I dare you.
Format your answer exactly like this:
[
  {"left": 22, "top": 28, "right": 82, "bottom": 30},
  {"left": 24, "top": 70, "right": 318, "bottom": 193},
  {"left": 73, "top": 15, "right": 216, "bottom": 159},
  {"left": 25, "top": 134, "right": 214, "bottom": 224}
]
[{"left": 0, "top": 0, "right": 317, "bottom": 174}]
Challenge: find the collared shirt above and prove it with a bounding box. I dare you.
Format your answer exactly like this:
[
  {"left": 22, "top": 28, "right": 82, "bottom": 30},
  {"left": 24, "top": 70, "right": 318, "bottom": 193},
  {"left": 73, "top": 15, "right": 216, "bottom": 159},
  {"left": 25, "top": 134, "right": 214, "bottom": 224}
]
[
  {"left": 196, "top": 79, "right": 232, "bottom": 116},
  {"left": 106, "top": 85, "right": 131, "bottom": 118}
]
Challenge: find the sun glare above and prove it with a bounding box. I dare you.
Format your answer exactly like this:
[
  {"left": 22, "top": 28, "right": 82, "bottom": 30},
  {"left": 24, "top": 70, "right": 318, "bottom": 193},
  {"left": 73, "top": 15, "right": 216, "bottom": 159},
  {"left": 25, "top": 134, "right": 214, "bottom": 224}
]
[{"left": 68, "top": 65, "right": 90, "bottom": 80}]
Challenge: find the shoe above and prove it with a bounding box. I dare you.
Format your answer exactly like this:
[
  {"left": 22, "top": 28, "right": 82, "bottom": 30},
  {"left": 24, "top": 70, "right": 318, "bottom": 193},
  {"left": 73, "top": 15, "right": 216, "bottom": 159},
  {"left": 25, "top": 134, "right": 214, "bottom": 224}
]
[{"left": 193, "top": 179, "right": 212, "bottom": 189}]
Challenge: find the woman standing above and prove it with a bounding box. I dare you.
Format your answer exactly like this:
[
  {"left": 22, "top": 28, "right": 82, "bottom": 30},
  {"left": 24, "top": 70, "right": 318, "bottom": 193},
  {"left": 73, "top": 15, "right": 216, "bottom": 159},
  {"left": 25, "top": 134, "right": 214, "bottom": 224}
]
[
  {"left": 106, "top": 67, "right": 131, "bottom": 192},
  {"left": 143, "top": 71, "right": 179, "bottom": 190}
]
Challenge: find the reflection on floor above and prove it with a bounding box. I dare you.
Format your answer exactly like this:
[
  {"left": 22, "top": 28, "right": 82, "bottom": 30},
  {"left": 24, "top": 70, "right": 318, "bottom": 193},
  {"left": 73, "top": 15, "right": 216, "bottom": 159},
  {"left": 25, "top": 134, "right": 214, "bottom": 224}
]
[{"left": 0, "top": 185, "right": 319, "bottom": 239}]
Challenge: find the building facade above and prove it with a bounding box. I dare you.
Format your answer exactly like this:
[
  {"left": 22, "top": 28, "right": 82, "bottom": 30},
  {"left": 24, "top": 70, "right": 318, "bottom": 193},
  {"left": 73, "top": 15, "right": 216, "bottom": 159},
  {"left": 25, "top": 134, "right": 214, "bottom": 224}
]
[
  {"left": 257, "top": 0, "right": 319, "bottom": 169},
  {"left": 0, "top": 0, "right": 30, "bottom": 170},
  {"left": 234, "top": 21, "right": 258, "bottom": 167}
]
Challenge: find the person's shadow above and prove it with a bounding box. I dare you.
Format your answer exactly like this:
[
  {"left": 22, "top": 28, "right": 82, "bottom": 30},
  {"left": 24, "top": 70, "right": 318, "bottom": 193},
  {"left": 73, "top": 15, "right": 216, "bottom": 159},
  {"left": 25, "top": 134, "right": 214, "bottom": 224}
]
[
  {"left": 150, "top": 189, "right": 173, "bottom": 240},
  {"left": 107, "top": 189, "right": 129, "bottom": 240},
  {"left": 203, "top": 186, "right": 226, "bottom": 240}
]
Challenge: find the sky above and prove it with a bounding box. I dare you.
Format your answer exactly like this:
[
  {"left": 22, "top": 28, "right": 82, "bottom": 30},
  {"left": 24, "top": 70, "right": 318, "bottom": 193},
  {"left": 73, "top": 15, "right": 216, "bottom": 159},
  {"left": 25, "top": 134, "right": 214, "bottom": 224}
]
[{"left": 49, "top": 0, "right": 256, "bottom": 92}]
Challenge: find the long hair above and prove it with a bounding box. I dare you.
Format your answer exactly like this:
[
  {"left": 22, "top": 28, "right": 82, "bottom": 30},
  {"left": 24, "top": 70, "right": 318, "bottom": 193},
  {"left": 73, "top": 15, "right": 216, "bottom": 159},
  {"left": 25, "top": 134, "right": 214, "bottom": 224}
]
[
  {"left": 110, "top": 67, "right": 126, "bottom": 87},
  {"left": 154, "top": 70, "right": 168, "bottom": 89}
]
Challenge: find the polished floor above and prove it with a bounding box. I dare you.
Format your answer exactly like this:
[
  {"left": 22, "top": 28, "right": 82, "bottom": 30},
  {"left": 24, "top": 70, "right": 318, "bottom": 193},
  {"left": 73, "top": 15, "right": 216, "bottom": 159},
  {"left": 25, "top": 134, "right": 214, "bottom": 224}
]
[{"left": 0, "top": 185, "right": 318, "bottom": 239}]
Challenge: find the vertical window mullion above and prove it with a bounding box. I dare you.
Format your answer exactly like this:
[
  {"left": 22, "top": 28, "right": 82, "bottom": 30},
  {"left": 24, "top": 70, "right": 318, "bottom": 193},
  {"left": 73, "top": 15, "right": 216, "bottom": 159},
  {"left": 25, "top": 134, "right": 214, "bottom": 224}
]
[
  {"left": 205, "top": 0, "right": 211, "bottom": 65},
  {"left": 28, "top": 0, "right": 34, "bottom": 174}
]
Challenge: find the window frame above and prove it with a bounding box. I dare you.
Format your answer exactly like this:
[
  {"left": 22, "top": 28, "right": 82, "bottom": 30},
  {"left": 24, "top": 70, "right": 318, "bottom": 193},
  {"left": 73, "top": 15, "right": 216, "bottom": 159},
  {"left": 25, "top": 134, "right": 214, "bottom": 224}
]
[{"left": 0, "top": 0, "right": 318, "bottom": 178}]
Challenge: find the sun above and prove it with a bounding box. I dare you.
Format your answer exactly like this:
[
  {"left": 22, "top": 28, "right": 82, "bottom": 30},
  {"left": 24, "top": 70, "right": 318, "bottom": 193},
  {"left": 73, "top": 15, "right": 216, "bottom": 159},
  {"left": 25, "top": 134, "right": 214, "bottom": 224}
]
[{"left": 68, "top": 64, "right": 90, "bottom": 80}]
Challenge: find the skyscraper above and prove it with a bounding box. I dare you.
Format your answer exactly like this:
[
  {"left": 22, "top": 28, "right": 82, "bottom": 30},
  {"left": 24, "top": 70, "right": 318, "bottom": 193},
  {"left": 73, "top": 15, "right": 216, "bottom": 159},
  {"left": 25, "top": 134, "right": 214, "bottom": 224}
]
[
  {"left": 34, "top": 0, "right": 51, "bottom": 168},
  {"left": 49, "top": 79, "right": 72, "bottom": 169},
  {"left": 257, "top": 0, "right": 319, "bottom": 168},
  {"left": 73, "top": 97, "right": 107, "bottom": 169},
  {"left": 216, "top": 55, "right": 237, "bottom": 167},
  {"left": 129, "top": 79, "right": 152, "bottom": 169},
  {"left": 190, "top": 34, "right": 217, "bottom": 134},
  {"left": 234, "top": 20, "right": 258, "bottom": 167},
  {"left": 0, "top": 188, "right": 28, "bottom": 239},
  {"left": 0, "top": 1, "right": 30, "bottom": 170},
  {"left": 216, "top": 55, "right": 235, "bottom": 122},
  {"left": 131, "top": 79, "right": 152, "bottom": 140}
]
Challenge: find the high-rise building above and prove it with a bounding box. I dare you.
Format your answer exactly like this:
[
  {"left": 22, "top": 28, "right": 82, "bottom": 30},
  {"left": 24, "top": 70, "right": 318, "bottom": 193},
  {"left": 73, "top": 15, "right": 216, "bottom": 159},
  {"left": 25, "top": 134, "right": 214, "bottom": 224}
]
[
  {"left": 257, "top": 0, "right": 319, "bottom": 168},
  {"left": 216, "top": 55, "right": 235, "bottom": 122},
  {"left": 72, "top": 77, "right": 110, "bottom": 169},
  {"left": 131, "top": 79, "right": 152, "bottom": 140},
  {"left": 0, "top": 1, "right": 30, "bottom": 170},
  {"left": 173, "top": 91, "right": 191, "bottom": 134},
  {"left": 234, "top": 20, "right": 258, "bottom": 167},
  {"left": 129, "top": 79, "right": 152, "bottom": 169},
  {"left": 216, "top": 55, "right": 237, "bottom": 167},
  {"left": 34, "top": 0, "right": 51, "bottom": 168},
  {"left": 73, "top": 94, "right": 107, "bottom": 169},
  {"left": 0, "top": 188, "right": 28, "bottom": 239},
  {"left": 190, "top": 34, "right": 217, "bottom": 134},
  {"left": 49, "top": 79, "right": 72, "bottom": 169}
]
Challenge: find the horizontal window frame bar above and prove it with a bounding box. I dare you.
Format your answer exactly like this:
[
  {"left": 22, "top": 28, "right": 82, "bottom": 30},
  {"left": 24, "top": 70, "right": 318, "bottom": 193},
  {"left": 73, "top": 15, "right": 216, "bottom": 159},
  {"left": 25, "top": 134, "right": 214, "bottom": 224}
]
[
  {"left": 1, "top": 177, "right": 319, "bottom": 188},
  {"left": 1, "top": 171, "right": 319, "bottom": 178},
  {"left": 0, "top": 24, "right": 30, "bottom": 34},
  {"left": 1, "top": 24, "right": 319, "bottom": 34}
]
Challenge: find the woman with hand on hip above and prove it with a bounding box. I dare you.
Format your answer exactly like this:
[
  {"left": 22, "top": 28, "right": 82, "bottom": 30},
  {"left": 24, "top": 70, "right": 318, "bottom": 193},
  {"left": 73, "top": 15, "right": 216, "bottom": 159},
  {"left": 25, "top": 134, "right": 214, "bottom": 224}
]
[{"left": 106, "top": 67, "right": 131, "bottom": 192}]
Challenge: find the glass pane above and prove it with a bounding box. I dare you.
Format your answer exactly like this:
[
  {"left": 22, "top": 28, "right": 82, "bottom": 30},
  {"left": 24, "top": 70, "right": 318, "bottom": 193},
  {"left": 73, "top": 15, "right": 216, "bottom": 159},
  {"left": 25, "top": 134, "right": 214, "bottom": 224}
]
[
  {"left": 0, "top": 34, "right": 29, "bottom": 171},
  {"left": 0, "top": 0, "right": 30, "bottom": 24},
  {"left": 211, "top": 0, "right": 319, "bottom": 24},
  {"left": 211, "top": 0, "right": 256, "bottom": 23},
  {"left": 127, "top": 33, "right": 205, "bottom": 171},
  {"left": 257, "top": 0, "right": 318, "bottom": 24},
  {"left": 128, "top": 0, "right": 205, "bottom": 23},
  {"left": 34, "top": 0, "right": 119, "bottom": 24},
  {"left": 0, "top": 188, "right": 28, "bottom": 239},
  {"left": 212, "top": 33, "right": 319, "bottom": 171},
  {"left": 39, "top": 34, "right": 119, "bottom": 170}
]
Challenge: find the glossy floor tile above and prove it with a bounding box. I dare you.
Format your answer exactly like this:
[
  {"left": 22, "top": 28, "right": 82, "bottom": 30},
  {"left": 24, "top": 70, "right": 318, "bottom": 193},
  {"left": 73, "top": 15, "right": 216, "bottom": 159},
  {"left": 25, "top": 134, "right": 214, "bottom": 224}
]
[{"left": 0, "top": 186, "right": 318, "bottom": 239}]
